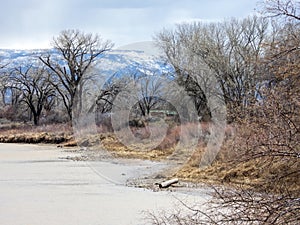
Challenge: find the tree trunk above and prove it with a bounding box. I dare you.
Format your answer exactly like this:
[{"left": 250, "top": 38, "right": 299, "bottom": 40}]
[{"left": 33, "top": 113, "right": 39, "bottom": 126}]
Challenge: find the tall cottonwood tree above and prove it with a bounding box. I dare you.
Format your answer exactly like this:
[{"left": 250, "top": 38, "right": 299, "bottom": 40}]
[
  {"left": 10, "top": 65, "right": 55, "bottom": 125},
  {"left": 155, "top": 28, "right": 212, "bottom": 121},
  {"left": 40, "top": 29, "right": 114, "bottom": 121},
  {"left": 155, "top": 16, "right": 269, "bottom": 120}
]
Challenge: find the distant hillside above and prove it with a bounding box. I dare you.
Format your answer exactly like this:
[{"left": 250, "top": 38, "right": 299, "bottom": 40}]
[{"left": 0, "top": 44, "right": 172, "bottom": 77}]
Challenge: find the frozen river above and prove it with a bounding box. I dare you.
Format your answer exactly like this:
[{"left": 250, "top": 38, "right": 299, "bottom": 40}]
[{"left": 0, "top": 143, "right": 210, "bottom": 225}]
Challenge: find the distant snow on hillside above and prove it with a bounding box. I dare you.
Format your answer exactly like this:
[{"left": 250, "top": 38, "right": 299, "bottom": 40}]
[
  {"left": 0, "top": 49, "right": 57, "bottom": 68},
  {"left": 0, "top": 42, "right": 172, "bottom": 77}
]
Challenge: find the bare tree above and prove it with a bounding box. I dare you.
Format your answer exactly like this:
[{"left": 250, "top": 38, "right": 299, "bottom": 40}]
[
  {"left": 155, "top": 28, "right": 212, "bottom": 121},
  {"left": 10, "top": 65, "right": 55, "bottom": 125},
  {"left": 94, "top": 73, "right": 126, "bottom": 115},
  {"left": 0, "top": 65, "right": 24, "bottom": 120},
  {"left": 40, "top": 29, "right": 114, "bottom": 121},
  {"left": 260, "top": 0, "right": 300, "bottom": 21},
  {"left": 95, "top": 72, "right": 168, "bottom": 118},
  {"left": 155, "top": 16, "right": 269, "bottom": 121},
  {"left": 134, "top": 75, "right": 165, "bottom": 118}
]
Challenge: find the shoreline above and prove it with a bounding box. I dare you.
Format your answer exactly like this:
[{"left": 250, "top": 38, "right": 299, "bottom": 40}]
[{"left": 0, "top": 142, "right": 213, "bottom": 195}]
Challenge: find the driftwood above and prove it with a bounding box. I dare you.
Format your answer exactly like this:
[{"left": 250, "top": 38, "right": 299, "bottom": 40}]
[{"left": 157, "top": 178, "right": 179, "bottom": 188}]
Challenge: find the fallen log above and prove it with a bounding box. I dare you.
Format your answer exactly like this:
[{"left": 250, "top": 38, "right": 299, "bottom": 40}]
[{"left": 157, "top": 178, "right": 179, "bottom": 188}]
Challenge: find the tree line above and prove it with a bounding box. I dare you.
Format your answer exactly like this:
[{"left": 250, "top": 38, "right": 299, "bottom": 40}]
[
  {"left": 0, "top": 30, "right": 113, "bottom": 125},
  {"left": 0, "top": 0, "right": 299, "bottom": 129}
]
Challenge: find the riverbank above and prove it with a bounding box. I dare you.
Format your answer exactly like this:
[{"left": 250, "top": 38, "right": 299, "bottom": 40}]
[
  {"left": 0, "top": 143, "right": 212, "bottom": 225},
  {"left": 0, "top": 124, "right": 299, "bottom": 196},
  {"left": 0, "top": 126, "right": 220, "bottom": 193}
]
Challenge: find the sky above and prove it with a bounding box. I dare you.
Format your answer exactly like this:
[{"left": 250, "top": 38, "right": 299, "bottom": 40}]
[{"left": 0, "top": 0, "right": 259, "bottom": 49}]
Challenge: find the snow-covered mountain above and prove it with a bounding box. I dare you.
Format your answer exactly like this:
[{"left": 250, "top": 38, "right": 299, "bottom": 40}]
[{"left": 0, "top": 42, "right": 172, "bottom": 77}]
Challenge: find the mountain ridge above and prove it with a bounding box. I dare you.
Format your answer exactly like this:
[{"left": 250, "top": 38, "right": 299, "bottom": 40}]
[{"left": 0, "top": 46, "right": 172, "bottom": 76}]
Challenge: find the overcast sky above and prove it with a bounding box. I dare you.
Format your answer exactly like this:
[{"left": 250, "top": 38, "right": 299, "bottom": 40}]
[{"left": 0, "top": 0, "right": 259, "bottom": 49}]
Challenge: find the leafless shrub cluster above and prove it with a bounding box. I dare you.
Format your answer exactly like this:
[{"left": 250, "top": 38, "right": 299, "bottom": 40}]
[{"left": 146, "top": 186, "right": 299, "bottom": 225}]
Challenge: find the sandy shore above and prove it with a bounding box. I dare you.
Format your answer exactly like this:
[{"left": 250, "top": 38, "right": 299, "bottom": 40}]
[{"left": 0, "top": 143, "right": 211, "bottom": 225}]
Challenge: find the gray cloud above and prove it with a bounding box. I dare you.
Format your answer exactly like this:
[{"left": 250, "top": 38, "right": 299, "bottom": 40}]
[{"left": 0, "top": 0, "right": 258, "bottom": 49}]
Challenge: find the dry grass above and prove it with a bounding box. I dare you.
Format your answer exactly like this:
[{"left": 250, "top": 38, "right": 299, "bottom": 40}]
[
  {"left": 175, "top": 158, "right": 299, "bottom": 191},
  {"left": 174, "top": 125, "right": 299, "bottom": 195},
  {"left": 78, "top": 132, "right": 175, "bottom": 160},
  {"left": 0, "top": 123, "right": 73, "bottom": 145}
]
